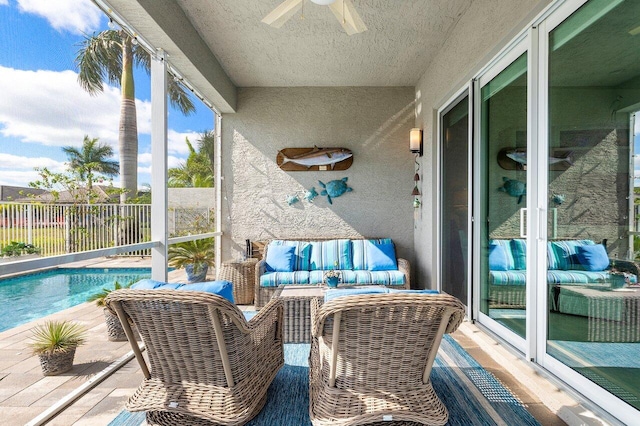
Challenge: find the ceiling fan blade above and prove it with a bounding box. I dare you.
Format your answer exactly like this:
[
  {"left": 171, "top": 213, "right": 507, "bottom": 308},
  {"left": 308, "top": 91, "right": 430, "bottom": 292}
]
[
  {"left": 261, "top": 0, "right": 303, "bottom": 28},
  {"left": 328, "top": 0, "right": 367, "bottom": 35}
]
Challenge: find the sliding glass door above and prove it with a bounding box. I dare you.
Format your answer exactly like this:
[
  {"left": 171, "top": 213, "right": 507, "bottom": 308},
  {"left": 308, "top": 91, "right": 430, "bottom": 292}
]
[
  {"left": 542, "top": 0, "right": 640, "bottom": 416},
  {"left": 440, "top": 94, "right": 470, "bottom": 304},
  {"left": 476, "top": 47, "right": 529, "bottom": 344}
]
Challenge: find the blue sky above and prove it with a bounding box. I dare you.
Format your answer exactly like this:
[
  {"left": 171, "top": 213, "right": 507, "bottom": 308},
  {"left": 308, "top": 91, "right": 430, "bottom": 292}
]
[{"left": 0, "top": 0, "right": 213, "bottom": 189}]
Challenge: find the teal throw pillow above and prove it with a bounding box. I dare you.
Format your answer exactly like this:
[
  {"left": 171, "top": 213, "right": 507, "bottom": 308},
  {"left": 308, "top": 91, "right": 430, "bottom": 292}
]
[
  {"left": 488, "top": 243, "right": 509, "bottom": 271},
  {"left": 178, "top": 280, "right": 234, "bottom": 303},
  {"left": 366, "top": 242, "right": 397, "bottom": 271},
  {"left": 266, "top": 244, "right": 296, "bottom": 272},
  {"left": 576, "top": 244, "right": 609, "bottom": 271}
]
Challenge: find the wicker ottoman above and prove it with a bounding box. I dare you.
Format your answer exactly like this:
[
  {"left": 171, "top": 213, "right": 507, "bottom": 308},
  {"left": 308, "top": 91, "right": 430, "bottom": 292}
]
[{"left": 218, "top": 258, "right": 258, "bottom": 305}]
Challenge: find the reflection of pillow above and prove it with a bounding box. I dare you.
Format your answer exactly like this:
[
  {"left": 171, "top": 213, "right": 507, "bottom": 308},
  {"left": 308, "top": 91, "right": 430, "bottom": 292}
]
[
  {"left": 577, "top": 244, "right": 609, "bottom": 271},
  {"left": 366, "top": 242, "right": 397, "bottom": 271},
  {"left": 266, "top": 244, "right": 296, "bottom": 272},
  {"left": 489, "top": 243, "right": 509, "bottom": 271},
  {"left": 178, "top": 280, "right": 234, "bottom": 303}
]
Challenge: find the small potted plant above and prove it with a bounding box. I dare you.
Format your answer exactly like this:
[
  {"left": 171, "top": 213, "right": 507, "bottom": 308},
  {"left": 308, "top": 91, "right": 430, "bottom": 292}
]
[
  {"left": 30, "top": 320, "right": 86, "bottom": 376},
  {"left": 168, "top": 238, "right": 215, "bottom": 283},
  {"left": 324, "top": 261, "right": 341, "bottom": 288},
  {"left": 87, "top": 280, "right": 137, "bottom": 341}
]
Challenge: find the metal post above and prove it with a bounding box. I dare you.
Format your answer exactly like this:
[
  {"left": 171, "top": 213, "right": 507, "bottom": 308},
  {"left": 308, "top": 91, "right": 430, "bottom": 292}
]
[{"left": 150, "top": 49, "right": 169, "bottom": 281}]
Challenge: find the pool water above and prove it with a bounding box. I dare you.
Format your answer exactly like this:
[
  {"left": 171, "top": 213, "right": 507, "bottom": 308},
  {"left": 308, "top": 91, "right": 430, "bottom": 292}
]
[{"left": 0, "top": 268, "right": 151, "bottom": 332}]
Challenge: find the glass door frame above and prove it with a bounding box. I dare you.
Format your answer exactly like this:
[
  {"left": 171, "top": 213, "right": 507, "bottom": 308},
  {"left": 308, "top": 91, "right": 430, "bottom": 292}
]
[
  {"left": 472, "top": 35, "right": 533, "bottom": 355},
  {"left": 436, "top": 85, "right": 473, "bottom": 313},
  {"left": 535, "top": 0, "right": 639, "bottom": 422}
]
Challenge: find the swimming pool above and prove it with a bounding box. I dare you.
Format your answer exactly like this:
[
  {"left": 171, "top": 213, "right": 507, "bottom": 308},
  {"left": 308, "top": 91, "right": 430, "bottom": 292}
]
[{"left": 0, "top": 268, "right": 151, "bottom": 332}]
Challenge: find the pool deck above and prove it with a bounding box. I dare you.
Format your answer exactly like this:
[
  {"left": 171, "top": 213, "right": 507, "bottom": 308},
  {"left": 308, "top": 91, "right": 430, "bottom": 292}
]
[{"left": 0, "top": 257, "right": 609, "bottom": 425}]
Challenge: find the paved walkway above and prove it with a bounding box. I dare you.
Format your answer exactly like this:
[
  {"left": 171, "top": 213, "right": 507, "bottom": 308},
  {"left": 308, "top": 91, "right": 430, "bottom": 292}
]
[{"left": 0, "top": 257, "right": 607, "bottom": 425}]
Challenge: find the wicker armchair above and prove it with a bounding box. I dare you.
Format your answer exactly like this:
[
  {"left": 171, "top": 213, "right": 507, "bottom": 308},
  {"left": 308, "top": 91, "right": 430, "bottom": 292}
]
[
  {"left": 105, "top": 289, "right": 284, "bottom": 426},
  {"left": 309, "top": 293, "right": 465, "bottom": 426}
]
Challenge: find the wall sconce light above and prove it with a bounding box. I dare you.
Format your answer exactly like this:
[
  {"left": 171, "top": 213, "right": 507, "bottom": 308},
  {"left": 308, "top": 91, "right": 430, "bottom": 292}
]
[{"left": 410, "top": 128, "right": 423, "bottom": 156}]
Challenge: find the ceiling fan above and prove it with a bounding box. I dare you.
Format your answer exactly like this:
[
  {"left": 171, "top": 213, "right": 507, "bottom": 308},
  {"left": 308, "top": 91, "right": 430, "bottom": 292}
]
[{"left": 262, "top": 0, "right": 367, "bottom": 35}]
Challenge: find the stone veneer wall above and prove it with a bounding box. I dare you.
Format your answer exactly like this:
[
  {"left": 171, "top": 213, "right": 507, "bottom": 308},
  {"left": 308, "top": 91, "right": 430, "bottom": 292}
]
[{"left": 221, "top": 87, "right": 416, "bottom": 281}]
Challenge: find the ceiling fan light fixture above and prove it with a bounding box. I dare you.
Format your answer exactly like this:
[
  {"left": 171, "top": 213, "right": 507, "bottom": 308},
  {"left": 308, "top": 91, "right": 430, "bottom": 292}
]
[{"left": 310, "top": 0, "right": 337, "bottom": 5}]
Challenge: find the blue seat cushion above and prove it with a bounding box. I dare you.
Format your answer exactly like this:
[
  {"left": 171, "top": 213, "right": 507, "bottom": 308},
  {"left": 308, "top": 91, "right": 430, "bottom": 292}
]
[
  {"left": 260, "top": 271, "right": 311, "bottom": 287},
  {"left": 324, "top": 287, "right": 439, "bottom": 302},
  {"left": 489, "top": 270, "right": 527, "bottom": 286},
  {"left": 489, "top": 269, "right": 637, "bottom": 286},
  {"left": 339, "top": 270, "right": 406, "bottom": 286},
  {"left": 260, "top": 269, "right": 407, "bottom": 287}
]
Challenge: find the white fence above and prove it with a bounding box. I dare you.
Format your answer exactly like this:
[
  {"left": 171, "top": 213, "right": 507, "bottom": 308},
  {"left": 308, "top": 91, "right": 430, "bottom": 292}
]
[{"left": 0, "top": 202, "right": 215, "bottom": 257}]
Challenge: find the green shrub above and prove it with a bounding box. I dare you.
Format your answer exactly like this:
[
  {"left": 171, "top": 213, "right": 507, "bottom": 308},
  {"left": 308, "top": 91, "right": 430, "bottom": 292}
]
[{"left": 1, "top": 241, "right": 41, "bottom": 257}]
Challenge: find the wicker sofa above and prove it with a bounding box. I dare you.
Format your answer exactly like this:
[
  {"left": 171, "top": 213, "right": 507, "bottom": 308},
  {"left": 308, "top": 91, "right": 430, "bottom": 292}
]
[
  {"left": 489, "top": 238, "right": 638, "bottom": 309},
  {"left": 255, "top": 238, "right": 410, "bottom": 308}
]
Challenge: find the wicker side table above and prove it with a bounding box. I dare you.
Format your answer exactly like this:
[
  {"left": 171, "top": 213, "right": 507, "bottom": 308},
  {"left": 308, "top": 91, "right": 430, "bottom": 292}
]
[{"left": 218, "top": 258, "right": 258, "bottom": 305}]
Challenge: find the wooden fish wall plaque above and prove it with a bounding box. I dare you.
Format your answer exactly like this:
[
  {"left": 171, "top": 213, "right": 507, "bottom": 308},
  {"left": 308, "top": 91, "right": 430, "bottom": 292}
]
[{"left": 276, "top": 146, "right": 353, "bottom": 171}]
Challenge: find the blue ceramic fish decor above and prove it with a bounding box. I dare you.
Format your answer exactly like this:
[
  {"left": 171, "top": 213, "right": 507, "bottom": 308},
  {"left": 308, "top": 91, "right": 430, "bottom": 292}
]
[
  {"left": 304, "top": 187, "right": 318, "bottom": 203},
  {"left": 498, "top": 177, "right": 526, "bottom": 204},
  {"left": 318, "top": 177, "right": 352, "bottom": 204}
]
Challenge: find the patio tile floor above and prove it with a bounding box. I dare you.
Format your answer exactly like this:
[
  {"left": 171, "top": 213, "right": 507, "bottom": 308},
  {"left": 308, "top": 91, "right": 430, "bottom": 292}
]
[{"left": 0, "top": 257, "right": 610, "bottom": 425}]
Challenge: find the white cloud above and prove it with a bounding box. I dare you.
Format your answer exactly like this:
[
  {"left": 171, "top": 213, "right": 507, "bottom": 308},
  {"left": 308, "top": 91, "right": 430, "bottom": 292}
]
[
  {"left": 0, "top": 66, "right": 153, "bottom": 152},
  {"left": 0, "top": 153, "right": 65, "bottom": 171},
  {"left": 17, "top": 0, "right": 102, "bottom": 35},
  {"left": 138, "top": 154, "right": 187, "bottom": 170},
  {"left": 168, "top": 130, "right": 201, "bottom": 156},
  {"left": 0, "top": 0, "right": 9, "bottom": 6},
  {"left": 0, "top": 169, "right": 48, "bottom": 187}
]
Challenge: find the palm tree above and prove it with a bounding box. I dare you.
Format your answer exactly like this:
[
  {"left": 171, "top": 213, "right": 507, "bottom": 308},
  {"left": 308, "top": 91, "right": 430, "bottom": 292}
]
[
  {"left": 62, "top": 135, "right": 119, "bottom": 191},
  {"left": 75, "top": 29, "right": 195, "bottom": 202},
  {"left": 168, "top": 134, "right": 214, "bottom": 188}
]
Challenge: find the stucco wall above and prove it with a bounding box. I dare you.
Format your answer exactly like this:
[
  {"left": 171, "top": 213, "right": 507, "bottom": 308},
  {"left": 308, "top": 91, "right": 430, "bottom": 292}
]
[
  {"left": 221, "top": 87, "right": 416, "bottom": 279},
  {"left": 414, "top": 0, "right": 551, "bottom": 288}
]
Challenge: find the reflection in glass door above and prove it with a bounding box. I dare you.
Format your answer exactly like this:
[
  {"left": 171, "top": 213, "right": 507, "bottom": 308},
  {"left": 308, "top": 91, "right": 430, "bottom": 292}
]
[
  {"left": 479, "top": 52, "right": 528, "bottom": 339},
  {"left": 440, "top": 95, "right": 469, "bottom": 304},
  {"left": 544, "top": 0, "right": 640, "bottom": 411}
]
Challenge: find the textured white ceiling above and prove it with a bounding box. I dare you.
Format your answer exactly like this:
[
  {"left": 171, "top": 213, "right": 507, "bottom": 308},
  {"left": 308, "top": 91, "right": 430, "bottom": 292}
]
[{"left": 177, "top": 0, "right": 473, "bottom": 87}]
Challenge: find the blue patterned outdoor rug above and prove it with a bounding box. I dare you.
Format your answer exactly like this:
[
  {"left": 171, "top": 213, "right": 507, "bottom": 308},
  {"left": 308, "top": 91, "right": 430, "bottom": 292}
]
[{"left": 108, "top": 334, "right": 539, "bottom": 426}]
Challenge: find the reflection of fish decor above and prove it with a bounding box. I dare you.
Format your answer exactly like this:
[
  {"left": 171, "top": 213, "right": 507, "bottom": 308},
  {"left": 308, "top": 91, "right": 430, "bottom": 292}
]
[
  {"left": 304, "top": 187, "right": 318, "bottom": 203},
  {"left": 498, "top": 177, "right": 526, "bottom": 204},
  {"left": 277, "top": 146, "right": 353, "bottom": 171},
  {"left": 286, "top": 194, "right": 300, "bottom": 206},
  {"left": 551, "top": 193, "right": 565, "bottom": 205},
  {"left": 506, "top": 149, "right": 573, "bottom": 166},
  {"left": 318, "top": 177, "right": 352, "bottom": 205}
]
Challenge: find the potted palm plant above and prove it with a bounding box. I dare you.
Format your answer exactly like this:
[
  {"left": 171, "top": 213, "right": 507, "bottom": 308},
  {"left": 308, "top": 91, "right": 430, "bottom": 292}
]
[
  {"left": 87, "top": 280, "right": 137, "bottom": 341},
  {"left": 168, "top": 238, "right": 215, "bottom": 283},
  {"left": 30, "top": 320, "right": 86, "bottom": 376}
]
